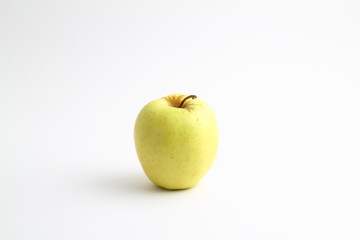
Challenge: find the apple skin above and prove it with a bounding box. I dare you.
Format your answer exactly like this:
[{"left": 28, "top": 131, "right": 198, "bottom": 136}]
[{"left": 134, "top": 94, "right": 218, "bottom": 190}]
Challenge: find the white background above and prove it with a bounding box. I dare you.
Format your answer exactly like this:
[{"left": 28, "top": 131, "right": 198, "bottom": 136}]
[{"left": 1, "top": 0, "right": 360, "bottom": 239}]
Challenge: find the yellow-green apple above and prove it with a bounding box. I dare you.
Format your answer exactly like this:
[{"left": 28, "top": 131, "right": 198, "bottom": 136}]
[{"left": 134, "top": 94, "right": 218, "bottom": 190}]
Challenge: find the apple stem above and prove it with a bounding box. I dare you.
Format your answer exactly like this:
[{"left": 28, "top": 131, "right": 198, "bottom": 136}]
[{"left": 178, "top": 95, "right": 197, "bottom": 108}]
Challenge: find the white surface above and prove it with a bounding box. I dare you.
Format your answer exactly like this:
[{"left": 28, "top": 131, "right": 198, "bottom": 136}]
[{"left": 1, "top": 1, "right": 360, "bottom": 239}]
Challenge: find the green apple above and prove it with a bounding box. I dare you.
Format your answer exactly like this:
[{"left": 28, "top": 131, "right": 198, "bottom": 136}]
[{"left": 134, "top": 94, "right": 218, "bottom": 190}]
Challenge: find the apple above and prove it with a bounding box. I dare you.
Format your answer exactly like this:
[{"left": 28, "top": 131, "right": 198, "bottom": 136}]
[{"left": 134, "top": 94, "right": 218, "bottom": 190}]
